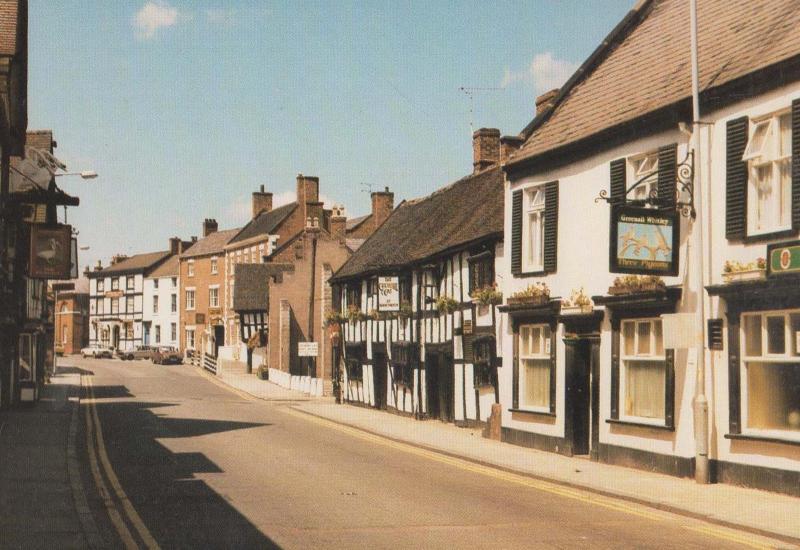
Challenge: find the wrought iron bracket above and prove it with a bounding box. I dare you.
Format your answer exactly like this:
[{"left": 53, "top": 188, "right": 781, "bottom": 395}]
[{"left": 595, "top": 150, "right": 696, "bottom": 218}]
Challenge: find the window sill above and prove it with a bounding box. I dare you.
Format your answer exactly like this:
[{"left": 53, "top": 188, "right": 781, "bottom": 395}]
[
  {"left": 725, "top": 432, "right": 800, "bottom": 446},
  {"left": 737, "top": 228, "right": 796, "bottom": 244},
  {"left": 508, "top": 407, "right": 555, "bottom": 418},
  {"left": 606, "top": 418, "right": 674, "bottom": 431},
  {"left": 513, "top": 269, "right": 547, "bottom": 278}
]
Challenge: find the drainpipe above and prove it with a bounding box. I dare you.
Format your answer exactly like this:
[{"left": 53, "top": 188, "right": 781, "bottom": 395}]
[
  {"left": 690, "top": 0, "right": 710, "bottom": 485},
  {"left": 308, "top": 232, "right": 318, "bottom": 378}
]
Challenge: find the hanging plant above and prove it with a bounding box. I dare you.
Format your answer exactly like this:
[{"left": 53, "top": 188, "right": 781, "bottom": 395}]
[
  {"left": 324, "top": 309, "right": 346, "bottom": 327},
  {"left": 346, "top": 305, "right": 362, "bottom": 323},
  {"left": 470, "top": 284, "right": 503, "bottom": 306},
  {"left": 435, "top": 295, "right": 459, "bottom": 314}
]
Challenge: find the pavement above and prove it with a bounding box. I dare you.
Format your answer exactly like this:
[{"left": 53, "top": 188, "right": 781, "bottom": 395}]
[{"left": 211, "top": 368, "right": 800, "bottom": 545}]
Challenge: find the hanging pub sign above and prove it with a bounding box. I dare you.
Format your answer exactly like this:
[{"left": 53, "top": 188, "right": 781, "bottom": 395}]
[
  {"left": 29, "top": 224, "right": 72, "bottom": 279},
  {"left": 767, "top": 240, "right": 800, "bottom": 276},
  {"left": 378, "top": 276, "right": 399, "bottom": 311},
  {"left": 70, "top": 238, "right": 79, "bottom": 279},
  {"left": 609, "top": 206, "right": 679, "bottom": 276}
]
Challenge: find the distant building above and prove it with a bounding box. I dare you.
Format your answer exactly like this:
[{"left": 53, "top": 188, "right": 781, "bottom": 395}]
[
  {"left": 53, "top": 277, "right": 89, "bottom": 355},
  {"left": 143, "top": 253, "right": 183, "bottom": 349}
]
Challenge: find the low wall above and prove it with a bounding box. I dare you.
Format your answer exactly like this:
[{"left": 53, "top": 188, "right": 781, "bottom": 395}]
[{"left": 268, "top": 368, "right": 323, "bottom": 397}]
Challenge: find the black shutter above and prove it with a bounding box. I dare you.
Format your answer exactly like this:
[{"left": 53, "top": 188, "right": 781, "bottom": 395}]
[
  {"left": 792, "top": 99, "right": 800, "bottom": 229},
  {"left": 512, "top": 329, "right": 519, "bottom": 409},
  {"left": 727, "top": 314, "right": 742, "bottom": 434},
  {"left": 657, "top": 143, "right": 678, "bottom": 209},
  {"left": 664, "top": 349, "right": 675, "bottom": 428},
  {"left": 726, "top": 116, "right": 749, "bottom": 239},
  {"left": 549, "top": 323, "right": 557, "bottom": 414},
  {"left": 511, "top": 190, "right": 523, "bottom": 275},
  {"left": 610, "top": 158, "right": 627, "bottom": 205},
  {"left": 543, "top": 181, "right": 558, "bottom": 273},
  {"left": 610, "top": 320, "right": 620, "bottom": 419}
]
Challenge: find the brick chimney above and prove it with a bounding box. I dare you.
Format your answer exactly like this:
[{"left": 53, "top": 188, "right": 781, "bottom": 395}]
[
  {"left": 203, "top": 218, "right": 218, "bottom": 237},
  {"left": 169, "top": 237, "right": 182, "bottom": 255},
  {"left": 472, "top": 128, "right": 500, "bottom": 173},
  {"left": 296, "top": 174, "right": 320, "bottom": 206},
  {"left": 371, "top": 187, "right": 394, "bottom": 231},
  {"left": 535, "top": 88, "right": 559, "bottom": 116},
  {"left": 110, "top": 254, "right": 128, "bottom": 265},
  {"left": 500, "top": 135, "right": 524, "bottom": 163},
  {"left": 252, "top": 185, "right": 273, "bottom": 219},
  {"left": 330, "top": 204, "right": 347, "bottom": 241}
]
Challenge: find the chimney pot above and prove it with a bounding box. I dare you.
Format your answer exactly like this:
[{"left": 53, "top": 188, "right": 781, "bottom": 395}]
[
  {"left": 500, "top": 135, "right": 525, "bottom": 163},
  {"left": 370, "top": 187, "right": 394, "bottom": 232},
  {"left": 252, "top": 187, "right": 273, "bottom": 219},
  {"left": 203, "top": 218, "right": 218, "bottom": 237},
  {"left": 472, "top": 128, "right": 500, "bottom": 173}
]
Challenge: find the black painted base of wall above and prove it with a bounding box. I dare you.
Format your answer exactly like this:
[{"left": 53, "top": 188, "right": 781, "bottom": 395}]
[
  {"left": 713, "top": 460, "right": 800, "bottom": 497},
  {"left": 386, "top": 405, "right": 417, "bottom": 419},
  {"left": 501, "top": 426, "right": 574, "bottom": 457},
  {"left": 455, "top": 419, "right": 487, "bottom": 430},
  {"left": 597, "top": 443, "right": 695, "bottom": 479}
]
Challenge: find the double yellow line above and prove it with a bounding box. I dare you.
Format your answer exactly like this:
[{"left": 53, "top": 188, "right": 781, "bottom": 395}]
[{"left": 83, "top": 376, "right": 160, "bottom": 550}]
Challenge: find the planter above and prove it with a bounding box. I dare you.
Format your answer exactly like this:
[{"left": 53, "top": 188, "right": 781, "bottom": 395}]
[
  {"left": 560, "top": 304, "right": 593, "bottom": 315},
  {"left": 507, "top": 295, "right": 550, "bottom": 306},
  {"left": 722, "top": 269, "right": 766, "bottom": 283},
  {"left": 608, "top": 283, "right": 665, "bottom": 295}
]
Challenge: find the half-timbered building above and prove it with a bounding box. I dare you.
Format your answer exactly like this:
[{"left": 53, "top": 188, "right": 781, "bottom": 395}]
[{"left": 330, "top": 129, "right": 504, "bottom": 425}]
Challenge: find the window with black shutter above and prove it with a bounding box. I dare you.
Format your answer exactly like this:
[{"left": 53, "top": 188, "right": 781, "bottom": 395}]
[
  {"left": 473, "top": 337, "right": 495, "bottom": 388},
  {"left": 512, "top": 182, "right": 558, "bottom": 275},
  {"left": 726, "top": 116, "right": 749, "bottom": 239},
  {"left": 543, "top": 181, "right": 558, "bottom": 273},
  {"left": 468, "top": 252, "right": 494, "bottom": 294}
]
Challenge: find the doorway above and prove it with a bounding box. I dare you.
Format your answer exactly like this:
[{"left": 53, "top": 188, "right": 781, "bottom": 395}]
[
  {"left": 111, "top": 326, "right": 120, "bottom": 350},
  {"left": 143, "top": 323, "right": 150, "bottom": 346},
  {"left": 565, "top": 337, "right": 600, "bottom": 459},
  {"left": 213, "top": 325, "right": 225, "bottom": 357},
  {"left": 426, "top": 351, "right": 454, "bottom": 422},
  {"left": 373, "top": 352, "right": 387, "bottom": 410}
]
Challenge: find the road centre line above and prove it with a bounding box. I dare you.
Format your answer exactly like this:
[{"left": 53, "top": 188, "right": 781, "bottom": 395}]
[{"left": 85, "top": 376, "right": 161, "bottom": 550}]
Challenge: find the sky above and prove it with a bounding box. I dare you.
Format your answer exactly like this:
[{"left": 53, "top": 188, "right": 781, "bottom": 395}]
[{"left": 29, "top": 0, "right": 634, "bottom": 271}]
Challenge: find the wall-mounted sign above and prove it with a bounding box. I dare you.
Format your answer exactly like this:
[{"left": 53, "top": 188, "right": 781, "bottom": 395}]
[
  {"left": 298, "top": 342, "right": 319, "bottom": 357},
  {"left": 105, "top": 290, "right": 123, "bottom": 298},
  {"left": 195, "top": 313, "right": 206, "bottom": 325},
  {"left": 767, "top": 240, "right": 800, "bottom": 276},
  {"left": 609, "top": 206, "right": 679, "bottom": 276},
  {"left": 462, "top": 319, "right": 473, "bottom": 335},
  {"left": 29, "top": 224, "right": 72, "bottom": 279},
  {"left": 378, "top": 276, "right": 399, "bottom": 311}
]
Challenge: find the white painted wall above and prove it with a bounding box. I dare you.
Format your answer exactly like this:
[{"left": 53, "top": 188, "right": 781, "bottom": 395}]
[{"left": 143, "top": 275, "right": 180, "bottom": 348}]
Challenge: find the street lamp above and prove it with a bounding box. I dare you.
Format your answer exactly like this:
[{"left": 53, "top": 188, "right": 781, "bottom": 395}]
[{"left": 55, "top": 170, "right": 98, "bottom": 180}]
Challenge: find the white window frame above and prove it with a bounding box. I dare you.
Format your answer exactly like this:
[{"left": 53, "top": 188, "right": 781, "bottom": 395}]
[
  {"left": 155, "top": 325, "right": 161, "bottom": 344},
  {"left": 210, "top": 257, "right": 218, "bottom": 275},
  {"left": 518, "top": 323, "right": 552, "bottom": 413},
  {"left": 209, "top": 285, "right": 220, "bottom": 309},
  {"left": 740, "top": 309, "right": 800, "bottom": 442},
  {"left": 186, "top": 328, "right": 196, "bottom": 350},
  {"left": 170, "top": 322, "right": 177, "bottom": 342},
  {"left": 153, "top": 295, "right": 159, "bottom": 314},
  {"left": 522, "top": 185, "right": 545, "bottom": 272},
  {"left": 185, "top": 288, "right": 196, "bottom": 311},
  {"left": 620, "top": 317, "right": 666, "bottom": 426},
  {"left": 97, "top": 279, "right": 105, "bottom": 293},
  {"left": 187, "top": 260, "right": 195, "bottom": 277},
  {"left": 743, "top": 110, "right": 792, "bottom": 236},
  {"left": 170, "top": 293, "right": 177, "bottom": 313},
  {"left": 628, "top": 151, "right": 659, "bottom": 203}
]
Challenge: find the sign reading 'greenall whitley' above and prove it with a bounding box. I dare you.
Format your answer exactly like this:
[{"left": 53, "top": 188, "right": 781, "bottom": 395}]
[
  {"left": 610, "top": 206, "right": 679, "bottom": 276},
  {"left": 768, "top": 241, "right": 800, "bottom": 276}
]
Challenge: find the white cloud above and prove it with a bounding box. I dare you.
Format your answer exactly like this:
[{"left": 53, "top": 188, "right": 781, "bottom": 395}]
[
  {"left": 133, "top": 2, "right": 179, "bottom": 39},
  {"left": 206, "top": 8, "right": 237, "bottom": 28},
  {"left": 501, "top": 52, "right": 577, "bottom": 94}
]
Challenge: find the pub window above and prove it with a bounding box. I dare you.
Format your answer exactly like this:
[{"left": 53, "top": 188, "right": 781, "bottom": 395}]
[
  {"left": 111, "top": 277, "right": 119, "bottom": 290},
  {"left": 171, "top": 322, "right": 177, "bottom": 342},
  {"left": 473, "top": 338, "right": 495, "bottom": 388},
  {"left": 399, "top": 276, "right": 412, "bottom": 305},
  {"left": 523, "top": 186, "right": 545, "bottom": 272},
  {"left": 347, "top": 359, "right": 363, "bottom": 382},
  {"left": 423, "top": 269, "right": 439, "bottom": 308},
  {"left": 519, "top": 324, "right": 552, "bottom": 410},
  {"left": 469, "top": 253, "right": 494, "bottom": 294},
  {"left": 741, "top": 310, "right": 800, "bottom": 437},
  {"left": 742, "top": 112, "right": 792, "bottom": 235},
  {"left": 620, "top": 318, "right": 666, "bottom": 423}
]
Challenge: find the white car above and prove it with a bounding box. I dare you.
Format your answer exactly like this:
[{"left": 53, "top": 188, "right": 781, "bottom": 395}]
[{"left": 81, "top": 345, "right": 113, "bottom": 359}]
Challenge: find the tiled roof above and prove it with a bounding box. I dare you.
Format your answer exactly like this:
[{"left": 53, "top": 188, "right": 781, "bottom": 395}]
[
  {"left": 148, "top": 254, "right": 180, "bottom": 278},
  {"left": 0, "top": 1, "right": 20, "bottom": 56},
  {"left": 232, "top": 264, "right": 272, "bottom": 311},
  {"left": 180, "top": 228, "right": 239, "bottom": 259},
  {"left": 346, "top": 214, "right": 370, "bottom": 230},
  {"left": 508, "top": 0, "right": 800, "bottom": 166},
  {"left": 332, "top": 166, "right": 503, "bottom": 281},
  {"left": 228, "top": 202, "right": 297, "bottom": 245},
  {"left": 91, "top": 251, "right": 171, "bottom": 276}
]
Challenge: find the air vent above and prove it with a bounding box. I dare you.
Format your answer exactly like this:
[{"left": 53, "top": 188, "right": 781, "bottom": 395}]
[{"left": 708, "top": 318, "right": 724, "bottom": 351}]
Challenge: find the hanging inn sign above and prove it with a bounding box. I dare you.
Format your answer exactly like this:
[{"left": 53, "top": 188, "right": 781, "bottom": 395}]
[
  {"left": 29, "top": 224, "right": 73, "bottom": 279},
  {"left": 609, "top": 206, "right": 679, "bottom": 276}
]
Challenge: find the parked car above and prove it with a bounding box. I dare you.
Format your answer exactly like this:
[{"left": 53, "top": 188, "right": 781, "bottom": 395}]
[
  {"left": 116, "top": 345, "right": 156, "bottom": 361},
  {"left": 80, "top": 345, "right": 113, "bottom": 359},
  {"left": 152, "top": 346, "right": 182, "bottom": 365}
]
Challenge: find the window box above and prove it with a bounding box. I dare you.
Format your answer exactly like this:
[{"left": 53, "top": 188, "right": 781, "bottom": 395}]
[
  {"left": 507, "top": 295, "right": 549, "bottom": 306},
  {"left": 560, "top": 304, "right": 593, "bottom": 315},
  {"left": 608, "top": 275, "right": 666, "bottom": 296},
  {"left": 722, "top": 268, "right": 766, "bottom": 283}
]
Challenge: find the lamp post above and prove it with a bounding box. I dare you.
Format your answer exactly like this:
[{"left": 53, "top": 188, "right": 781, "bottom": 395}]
[{"left": 55, "top": 171, "right": 98, "bottom": 180}]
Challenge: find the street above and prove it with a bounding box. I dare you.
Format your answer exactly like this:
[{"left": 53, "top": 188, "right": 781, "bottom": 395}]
[{"left": 67, "top": 357, "right": 783, "bottom": 549}]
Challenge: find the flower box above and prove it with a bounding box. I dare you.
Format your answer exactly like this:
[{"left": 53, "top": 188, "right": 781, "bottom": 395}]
[
  {"left": 607, "top": 282, "right": 665, "bottom": 295},
  {"left": 722, "top": 268, "right": 766, "bottom": 283},
  {"left": 507, "top": 295, "right": 550, "bottom": 306},
  {"left": 560, "top": 304, "right": 593, "bottom": 315}
]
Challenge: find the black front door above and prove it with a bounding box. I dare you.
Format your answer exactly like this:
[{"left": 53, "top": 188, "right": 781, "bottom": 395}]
[
  {"left": 566, "top": 339, "right": 591, "bottom": 456},
  {"left": 373, "top": 352, "right": 387, "bottom": 409},
  {"left": 213, "top": 325, "right": 225, "bottom": 357},
  {"left": 426, "top": 351, "right": 454, "bottom": 422},
  {"left": 426, "top": 353, "right": 440, "bottom": 419}
]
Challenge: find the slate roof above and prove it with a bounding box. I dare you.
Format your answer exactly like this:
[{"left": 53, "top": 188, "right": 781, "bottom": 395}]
[
  {"left": 181, "top": 228, "right": 240, "bottom": 259},
  {"left": 232, "top": 264, "right": 272, "bottom": 311},
  {"left": 148, "top": 254, "right": 180, "bottom": 279},
  {"left": 332, "top": 166, "right": 503, "bottom": 281},
  {"left": 508, "top": 0, "right": 800, "bottom": 167},
  {"left": 90, "top": 251, "right": 171, "bottom": 277},
  {"left": 228, "top": 203, "right": 297, "bottom": 246}
]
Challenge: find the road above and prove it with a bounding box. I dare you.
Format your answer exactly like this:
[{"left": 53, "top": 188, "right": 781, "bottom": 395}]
[{"left": 69, "top": 356, "right": 784, "bottom": 549}]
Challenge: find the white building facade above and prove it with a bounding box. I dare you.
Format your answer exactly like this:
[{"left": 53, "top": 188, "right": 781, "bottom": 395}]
[{"left": 142, "top": 256, "right": 181, "bottom": 349}]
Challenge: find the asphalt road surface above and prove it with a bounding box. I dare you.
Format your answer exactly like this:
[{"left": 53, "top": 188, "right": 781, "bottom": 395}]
[{"left": 67, "top": 356, "right": 787, "bottom": 550}]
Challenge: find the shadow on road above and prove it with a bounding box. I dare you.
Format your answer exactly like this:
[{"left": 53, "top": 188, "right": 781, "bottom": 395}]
[
  {"left": 55, "top": 365, "right": 94, "bottom": 376},
  {"left": 85, "top": 383, "right": 281, "bottom": 549}
]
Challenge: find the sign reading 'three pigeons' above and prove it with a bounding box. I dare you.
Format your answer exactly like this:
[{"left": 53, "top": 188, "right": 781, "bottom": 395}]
[{"left": 609, "top": 206, "right": 679, "bottom": 276}]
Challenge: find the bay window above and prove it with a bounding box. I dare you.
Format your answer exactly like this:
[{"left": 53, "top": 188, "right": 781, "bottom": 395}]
[
  {"left": 741, "top": 310, "right": 800, "bottom": 437},
  {"left": 519, "top": 324, "right": 552, "bottom": 411},
  {"left": 743, "top": 112, "right": 792, "bottom": 235},
  {"left": 620, "top": 318, "right": 666, "bottom": 423}
]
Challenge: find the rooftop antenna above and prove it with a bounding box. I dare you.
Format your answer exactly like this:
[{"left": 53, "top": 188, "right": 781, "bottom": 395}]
[
  {"left": 359, "top": 182, "right": 374, "bottom": 194},
  {"left": 459, "top": 86, "right": 504, "bottom": 136}
]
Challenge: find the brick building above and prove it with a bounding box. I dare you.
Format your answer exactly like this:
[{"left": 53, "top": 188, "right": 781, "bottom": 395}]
[
  {"left": 52, "top": 277, "right": 89, "bottom": 355},
  {"left": 178, "top": 220, "right": 240, "bottom": 355}
]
